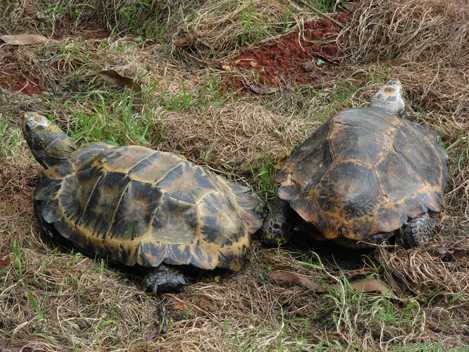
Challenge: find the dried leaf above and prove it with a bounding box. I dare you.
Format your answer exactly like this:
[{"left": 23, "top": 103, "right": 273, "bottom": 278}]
[
  {"left": 270, "top": 270, "right": 327, "bottom": 292},
  {"left": 351, "top": 278, "right": 394, "bottom": 296},
  {"left": 0, "top": 34, "right": 51, "bottom": 45},
  {"left": 98, "top": 70, "right": 140, "bottom": 91}
]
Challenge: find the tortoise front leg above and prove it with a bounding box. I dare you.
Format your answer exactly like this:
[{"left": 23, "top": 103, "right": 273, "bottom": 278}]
[
  {"left": 143, "top": 264, "right": 188, "bottom": 294},
  {"left": 398, "top": 213, "right": 437, "bottom": 248}
]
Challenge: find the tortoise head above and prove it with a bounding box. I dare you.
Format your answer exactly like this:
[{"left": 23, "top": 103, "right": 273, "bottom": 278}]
[
  {"left": 22, "top": 112, "right": 76, "bottom": 169},
  {"left": 369, "top": 80, "right": 405, "bottom": 115}
]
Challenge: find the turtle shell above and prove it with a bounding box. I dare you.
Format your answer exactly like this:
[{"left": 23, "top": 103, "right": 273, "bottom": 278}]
[
  {"left": 277, "top": 107, "right": 448, "bottom": 240},
  {"left": 34, "top": 144, "right": 264, "bottom": 271}
]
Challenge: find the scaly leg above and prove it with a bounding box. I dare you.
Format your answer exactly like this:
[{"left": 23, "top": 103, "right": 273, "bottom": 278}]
[{"left": 398, "top": 213, "right": 437, "bottom": 247}]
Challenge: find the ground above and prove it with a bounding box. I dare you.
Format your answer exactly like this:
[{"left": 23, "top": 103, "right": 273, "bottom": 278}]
[{"left": 0, "top": 0, "right": 468, "bottom": 351}]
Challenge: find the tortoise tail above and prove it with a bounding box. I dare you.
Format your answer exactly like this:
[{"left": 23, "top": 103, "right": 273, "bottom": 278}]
[{"left": 22, "top": 112, "right": 76, "bottom": 170}]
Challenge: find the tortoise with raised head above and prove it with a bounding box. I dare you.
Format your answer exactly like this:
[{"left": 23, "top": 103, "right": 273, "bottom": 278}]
[
  {"left": 23, "top": 113, "right": 264, "bottom": 293},
  {"left": 262, "top": 80, "right": 448, "bottom": 248}
]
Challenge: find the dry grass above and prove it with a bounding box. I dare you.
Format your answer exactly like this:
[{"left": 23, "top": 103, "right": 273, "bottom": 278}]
[
  {"left": 378, "top": 239, "right": 469, "bottom": 297},
  {"left": 171, "top": 0, "right": 298, "bottom": 59},
  {"left": 156, "top": 100, "right": 314, "bottom": 174},
  {"left": 344, "top": 0, "right": 469, "bottom": 65}
]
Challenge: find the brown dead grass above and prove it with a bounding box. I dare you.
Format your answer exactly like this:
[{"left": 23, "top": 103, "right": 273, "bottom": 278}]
[
  {"left": 344, "top": 0, "right": 469, "bottom": 65},
  {"left": 171, "top": 0, "right": 295, "bottom": 58},
  {"left": 156, "top": 101, "right": 314, "bottom": 174},
  {"left": 378, "top": 239, "right": 469, "bottom": 297}
]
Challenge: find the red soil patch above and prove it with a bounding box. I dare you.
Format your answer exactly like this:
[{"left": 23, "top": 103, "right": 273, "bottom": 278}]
[
  {"left": 222, "top": 12, "right": 350, "bottom": 89},
  {"left": 0, "top": 64, "right": 42, "bottom": 95}
]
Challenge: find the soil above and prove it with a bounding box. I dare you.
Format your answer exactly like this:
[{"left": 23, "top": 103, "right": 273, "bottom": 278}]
[
  {"left": 222, "top": 12, "right": 350, "bottom": 90},
  {"left": 51, "top": 14, "right": 110, "bottom": 40},
  {"left": 0, "top": 22, "right": 109, "bottom": 96},
  {"left": 0, "top": 64, "right": 42, "bottom": 95}
]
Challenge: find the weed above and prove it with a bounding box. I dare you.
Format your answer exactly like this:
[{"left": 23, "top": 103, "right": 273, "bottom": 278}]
[
  {"left": 158, "top": 89, "right": 194, "bottom": 112},
  {"left": 250, "top": 156, "right": 277, "bottom": 201},
  {"left": 27, "top": 292, "right": 46, "bottom": 322},
  {"left": 300, "top": 0, "right": 340, "bottom": 12},
  {"left": 57, "top": 90, "right": 153, "bottom": 145},
  {"left": 317, "top": 275, "right": 426, "bottom": 346},
  {"left": 391, "top": 342, "right": 469, "bottom": 352},
  {"left": 0, "top": 118, "right": 22, "bottom": 159},
  {"left": 238, "top": 4, "right": 272, "bottom": 47}
]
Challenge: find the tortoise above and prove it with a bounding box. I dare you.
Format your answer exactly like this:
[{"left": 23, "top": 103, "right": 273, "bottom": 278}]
[
  {"left": 23, "top": 112, "right": 264, "bottom": 293},
  {"left": 262, "top": 80, "right": 448, "bottom": 248}
]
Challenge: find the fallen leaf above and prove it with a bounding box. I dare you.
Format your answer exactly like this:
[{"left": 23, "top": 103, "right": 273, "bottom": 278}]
[
  {"left": 0, "top": 34, "right": 51, "bottom": 45},
  {"left": 350, "top": 278, "right": 394, "bottom": 297},
  {"left": 270, "top": 270, "right": 327, "bottom": 292},
  {"left": 98, "top": 70, "right": 140, "bottom": 91}
]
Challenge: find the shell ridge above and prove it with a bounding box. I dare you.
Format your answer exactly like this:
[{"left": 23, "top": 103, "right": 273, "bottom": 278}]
[
  {"left": 103, "top": 180, "right": 131, "bottom": 239},
  {"left": 152, "top": 161, "right": 187, "bottom": 186},
  {"left": 76, "top": 172, "right": 104, "bottom": 226},
  {"left": 127, "top": 150, "right": 160, "bottom": 175}
]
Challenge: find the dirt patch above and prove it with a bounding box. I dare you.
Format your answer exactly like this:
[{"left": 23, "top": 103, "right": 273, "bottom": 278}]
[
  {"left": 0, "top": 159, "right": 38, "bottom": 257},
  {"left": 0, "top": 63, "right": 42, "bottom": 96},
  {"left": 221, "top": 12, "right": 350, "bottom": 89}
]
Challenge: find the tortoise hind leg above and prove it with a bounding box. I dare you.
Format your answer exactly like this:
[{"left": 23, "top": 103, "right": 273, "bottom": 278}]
[
  {"left": 398, "top": 213, "right": 437, "bottom": 248},
  {"left": 143, "top": 264, "right": 188, "bottom": 294}
]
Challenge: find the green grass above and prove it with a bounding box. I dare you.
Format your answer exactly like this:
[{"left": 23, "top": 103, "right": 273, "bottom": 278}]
[
  {"left": 151, "top": 72, "right": 229, "bottom": 112},
  {"left": 0, "top": 118, "right": 22, "bottom": 159},
  {"left": 392, "top": 343, "right": 469, "bottom": 352},
  {"left": 10, "top": 240, "right": 25, "bottom": 278},
  {"left": 40, "top": 65, "right": 231, "bottom": 147},
  {"left": 250, "top": 156, "right": 278, "bottom": 201},
  {"left": 115, "top": 0, "right": 168, "bottom": 41},
  {"left": 300, "top": 0, "right": 340, "bottom": 12},
  {"left": 55, "top": 90, "right": 153, "bottom": 146},
  {"left": 316, "top": 276, "right": 425, "bottom": 347},
  {"left": 237, "top": 4, "right": 281, "bottom": 47},
  {"left": 27, "top": 292, "right": 47, "bottom": 322}
]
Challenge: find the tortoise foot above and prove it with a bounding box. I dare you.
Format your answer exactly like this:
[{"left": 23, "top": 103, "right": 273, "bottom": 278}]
[
  {"left": 143, "top": 265, "right": 187, "bottom": 294},
  {"left": 399, "top": 213, "right": 437, "bottom": 248}
]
